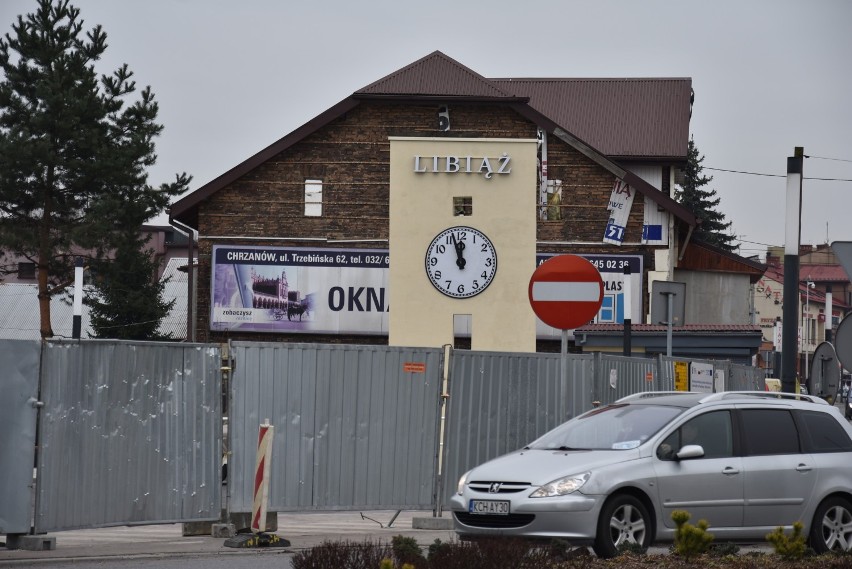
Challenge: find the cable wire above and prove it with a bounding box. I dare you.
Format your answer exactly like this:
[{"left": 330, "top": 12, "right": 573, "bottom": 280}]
[
  {"left": 705, "top": 167, "right": 852, "bottom": 182},
  {"left": 805, "top": 155, "right": 852, "bottom": 164}
]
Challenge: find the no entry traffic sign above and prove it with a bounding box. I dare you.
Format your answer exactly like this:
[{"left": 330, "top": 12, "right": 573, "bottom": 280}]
[{"left": 528, "top": 255, "right": 604, "bottom": 330}]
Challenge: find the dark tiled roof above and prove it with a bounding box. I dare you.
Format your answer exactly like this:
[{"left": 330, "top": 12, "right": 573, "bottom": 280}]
[
  {"left": 757, "top": 265, "right": 849, "bottom": 309},
  {"left": 800, "top": 264, "right": 850, "bottom": 282},
  {"left": 678, "top": 238, "right": 767, "bottom": 282},
  {"left": 576, "top": 323, "right": 762, "bottom": 334},
  {"left": 492, "top": 78, "right": 692, "bottom": 159}
]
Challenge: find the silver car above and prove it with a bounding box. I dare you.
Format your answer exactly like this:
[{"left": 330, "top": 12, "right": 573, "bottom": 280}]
[{"left": 451, "top": 391, "right": 852, "bottom": 558}]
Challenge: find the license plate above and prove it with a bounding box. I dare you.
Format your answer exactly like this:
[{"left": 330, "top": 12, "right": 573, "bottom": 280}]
[{"left": 468, "top": 499, "right": 509, "bottom": 515}]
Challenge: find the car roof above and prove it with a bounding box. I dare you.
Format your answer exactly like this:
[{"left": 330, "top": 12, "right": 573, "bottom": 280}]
[{"left": 615, "top": 391, "right": 832, "bottom": 409}]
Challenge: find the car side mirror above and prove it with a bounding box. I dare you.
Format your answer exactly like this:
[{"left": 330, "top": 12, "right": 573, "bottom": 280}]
[{"left": 676, "top": 444, "right": 705, "bottom": 460}]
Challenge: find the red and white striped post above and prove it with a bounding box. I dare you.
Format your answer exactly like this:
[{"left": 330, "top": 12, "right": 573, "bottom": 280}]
[{"left": 251, "top": 419, "right": 274, "bottom": 534}]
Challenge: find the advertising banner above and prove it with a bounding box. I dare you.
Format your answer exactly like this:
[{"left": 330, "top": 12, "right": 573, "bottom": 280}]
[
  {"left": 603, "top": 179, "right": 635, "bottom": 245},
  {"left": 211, "top": 245, "right": 642, "bottom": 337},
  {"left": 211, "top": 245, "right": 389, "bottom": 335},
  {"left": 690, "top": 362, "right": 715, "bottom": 393}
]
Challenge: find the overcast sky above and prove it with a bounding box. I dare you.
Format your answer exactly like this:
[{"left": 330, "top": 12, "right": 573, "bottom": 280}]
[{"left": 2, "top": 0, "right": 850, "bottom": 259}]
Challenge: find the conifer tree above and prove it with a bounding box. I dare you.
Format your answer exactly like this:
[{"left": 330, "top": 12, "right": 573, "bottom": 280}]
[
  {"left": 675, "top": 139, "right": 737, "bottom": 251},
  {"left": 0, "top": 0, "right": 190, "bottom": 338},
  {"left": 87, "top": 231, "right": 175, "bottom": 340}
]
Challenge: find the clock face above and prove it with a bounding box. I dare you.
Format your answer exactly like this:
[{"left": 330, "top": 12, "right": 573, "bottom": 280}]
[{"left": 425, "top": 226, "right": 497, "bottom": 298}]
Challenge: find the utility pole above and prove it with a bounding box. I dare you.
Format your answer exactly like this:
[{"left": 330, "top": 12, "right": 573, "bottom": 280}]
[
  {"left": 781, "top": 147, "right": 803, "bottom": 393},
  {"left": 622, "top": 266, "right": 632, "bottom": 356}
]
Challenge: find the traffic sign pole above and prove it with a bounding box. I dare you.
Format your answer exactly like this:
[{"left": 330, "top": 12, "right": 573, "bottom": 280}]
[{"left": 528, "top": 255, "right": 605, "bottom": 387}]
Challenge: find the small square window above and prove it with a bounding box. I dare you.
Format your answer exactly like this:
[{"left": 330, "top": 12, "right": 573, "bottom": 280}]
[
  {"left": 305, "top": 179, "right": 322, "bottom": 217},
  {"left": 453, "top": 197, "right": 472, "bottom": 216},
  {"left": 17, "top": 262, "right": 36, "bottom": 279}
]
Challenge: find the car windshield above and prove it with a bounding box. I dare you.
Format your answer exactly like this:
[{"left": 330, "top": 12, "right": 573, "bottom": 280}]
[{"left": 527, "top": 403, "right": 685, "bottom": 450}]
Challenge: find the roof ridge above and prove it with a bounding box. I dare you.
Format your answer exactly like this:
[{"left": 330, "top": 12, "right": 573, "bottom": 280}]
[
  {"left": 354, "top": 50, "right": 515, "bottom": 98},
  {"left": 491, "top": 77, "right": 692, "bottom": 82}
]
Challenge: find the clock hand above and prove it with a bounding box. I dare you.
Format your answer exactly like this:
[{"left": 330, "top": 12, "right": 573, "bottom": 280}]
[{"left": 451, "top": 233, "right": 466, "bottom": 269}]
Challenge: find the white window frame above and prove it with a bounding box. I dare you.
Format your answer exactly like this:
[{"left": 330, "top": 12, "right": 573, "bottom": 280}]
[{"left": 305, "top": 179, "right": 322, "bottom": 217}]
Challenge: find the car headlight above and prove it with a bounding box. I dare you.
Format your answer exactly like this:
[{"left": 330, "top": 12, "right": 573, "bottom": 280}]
[
  {"left": 457, "top": 471, "right": 470, "bottom": 495},
  {"left": 529, "top": 472, "right": 591, "bottom": 498}
]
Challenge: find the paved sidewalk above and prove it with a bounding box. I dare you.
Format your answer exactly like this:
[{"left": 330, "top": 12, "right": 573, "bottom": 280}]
[{"left": 0, "top": 510, "right": 457, "bottom": 564}]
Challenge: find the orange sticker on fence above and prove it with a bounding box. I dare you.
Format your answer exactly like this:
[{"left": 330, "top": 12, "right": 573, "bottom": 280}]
[
  {"left": 403, "top": 362, "right": 426, "bottom": 373},
  {"left": 645, "top": 371, "right": 654, "bottom": 382}
]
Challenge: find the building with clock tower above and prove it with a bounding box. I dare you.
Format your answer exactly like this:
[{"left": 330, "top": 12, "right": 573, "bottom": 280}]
[{"left": 169, "top": 50, "right": 740, "bottom": 354}]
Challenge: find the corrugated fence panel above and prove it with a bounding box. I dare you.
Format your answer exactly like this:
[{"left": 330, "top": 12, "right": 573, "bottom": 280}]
[
  {"left": 0, "top": 340, "right": 41, "bottom": 534},
  {"left": 35, "top": 340, "right": 221, "bottom": 533},
  {"left": 658, "top": 356, "right": 680, "bottom": 389},
  {"left": 440, "top": 350, "right": 595, "bottom": 507},
  {"left": 229, "top": 342, "right": 443, "bottom": 512},
  {"left": 563, "top": 354, "right": 597, "bottom": 418},
  {"left": 595, "top": 354, "right": 669, "bottom": 405},
  {"left": 728, "top": 363, "right": 763, "bottom": 391}
]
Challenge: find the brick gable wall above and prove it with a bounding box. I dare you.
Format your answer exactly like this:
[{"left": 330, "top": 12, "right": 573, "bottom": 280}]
[{"left": 194, "top": 101, "right": 661, "bottom": 344}]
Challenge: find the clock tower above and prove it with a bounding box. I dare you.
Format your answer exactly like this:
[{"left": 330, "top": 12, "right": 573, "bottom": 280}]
[{"left": 389, "top": 137, "right": 537, "bottom": 351}]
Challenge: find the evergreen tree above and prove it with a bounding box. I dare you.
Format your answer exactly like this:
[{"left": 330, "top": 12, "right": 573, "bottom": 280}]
[
  {"left": 87, "top": 231, "right": 175, "bottom": 340},
  {"left": 0, "top": 0, "right": 190, "bottom": 338},
  {"left": 675, "top": 139, "right": 737, "bottom": 251}
]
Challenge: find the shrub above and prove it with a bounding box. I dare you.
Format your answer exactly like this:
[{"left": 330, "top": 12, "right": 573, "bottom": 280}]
[
  {"left": 392, "top": 535, "right": 426, "bottom": 567},
  {"left": 672, "top": 510, "right": 714, "bottom": 559},
  {"left": 766, "top": 522, "right": 807, "bottom": 561},
  {"left": 427, "top": 538, "right": 445, "bottom": 559},
  {"left": 420, "top": 537, "right": 565, "bottom": 569},
  {"left": 290, "top": 539, "right": 391, "bottom": 569}
]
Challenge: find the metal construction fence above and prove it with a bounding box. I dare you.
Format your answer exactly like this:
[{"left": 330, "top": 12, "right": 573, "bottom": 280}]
[
  {"left": 227, "top": 342, "right": 445, "bottom": 513},
  {"left": 0, "top": 340, "right": 41, "bottom": 535},
  {"left": 1, "top": 338, "right": 767, "bottom": 537},
  {"left": 0, "top": 340, "right": 222, "bottom": 535},
  {"left": 224, "top": 343, "right": 767, "bottom": 512}
]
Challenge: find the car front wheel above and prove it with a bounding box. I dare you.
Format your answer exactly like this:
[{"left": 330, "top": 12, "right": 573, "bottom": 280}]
[
  {"left": 809, "top": 496, "right": 852, "bottom": 553},
  {"left": 593, "top": 494, "right": 652, "bottom": 558}
]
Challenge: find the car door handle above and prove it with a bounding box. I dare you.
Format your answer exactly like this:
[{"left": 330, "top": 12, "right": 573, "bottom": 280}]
[
  {"left": 796, "top": 464, "right": 813, "bottom": 472},
  {"left": 722, "top": 467, "right": 740, "bottom": 475}
]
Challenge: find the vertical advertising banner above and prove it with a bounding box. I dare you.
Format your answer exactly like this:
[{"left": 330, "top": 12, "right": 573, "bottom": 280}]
[
  {"left": 211, "top": 245, "right": 389, "bottom": 335},
  {"left": 603, "top": 179, "right": 635, "bottom": 245}
]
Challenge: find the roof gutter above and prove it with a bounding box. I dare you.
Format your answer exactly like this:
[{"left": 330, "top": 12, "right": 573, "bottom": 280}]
[
  {"left": 678, "top": 224, "right": 696, "bottom": 262},
  {"left": 351, "top": 94, "right": 530, "bottom": 104},
  {"left": 169, "top": 218, "right": 197, "bottom": 342}
]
